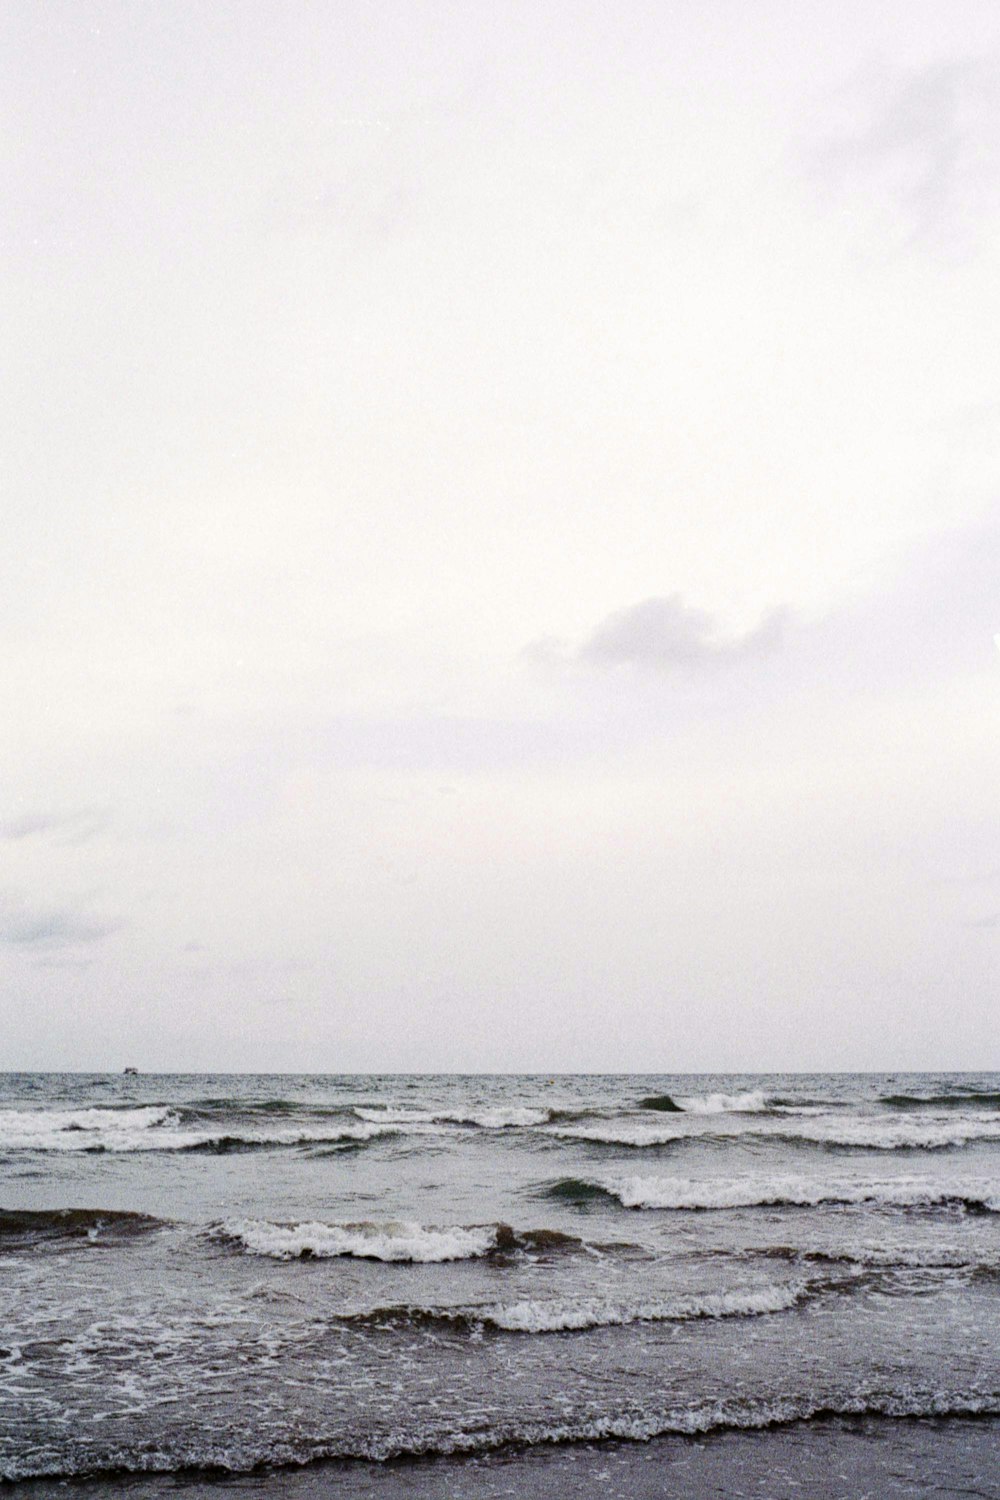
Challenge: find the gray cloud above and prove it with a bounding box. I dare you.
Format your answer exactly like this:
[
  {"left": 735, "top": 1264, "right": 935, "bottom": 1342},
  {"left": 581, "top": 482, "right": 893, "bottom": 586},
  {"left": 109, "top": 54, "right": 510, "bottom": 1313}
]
[
  {"left": 577, "top": 596, "right": 790, "bottom": 671},
  {"left": 0, "top": 893, "right": 120, "bottom": 949},
  {"left": 810, "top": 58, "right": 1000, "bottom": 244},
  {"left": 32, "top": 955, "right": 97, "bottom": 973},
  {"left": 0, "top": 808, "right": 109, "bottom": 844},
  {"left": 536, "top": 509, "right": 1000, "bottom": 696},
  {"left": 1, "top": 812, "right": 72, "bottom": 840}
]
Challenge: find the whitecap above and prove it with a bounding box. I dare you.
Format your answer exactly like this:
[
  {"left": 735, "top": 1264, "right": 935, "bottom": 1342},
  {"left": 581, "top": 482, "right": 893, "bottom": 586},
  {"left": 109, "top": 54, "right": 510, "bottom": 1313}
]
[
  {"left": 220, "top": 1218, "right": 501, "bottom": 1262},
  {"left": 0, "top": 1110, "right": 415, "bottom": 1154},
  {"left": 476, "top": 1283, "right": 806, "bottom": 1332},
  {"left": 774, "top": 1117, "right": 1000, "bottom": 1151},
  {"left": 353, "top": 1106, "right": 549, "bottom": 1129},
  {"left": 601, "top": 1172, "right": 1000, "bottom": 1212},
  {"left": 545, "top": 1123, "right": 691, "bottom": 1147},
  {"left": 674, "top": 1091, "right": 770, "bottom": 1114}
]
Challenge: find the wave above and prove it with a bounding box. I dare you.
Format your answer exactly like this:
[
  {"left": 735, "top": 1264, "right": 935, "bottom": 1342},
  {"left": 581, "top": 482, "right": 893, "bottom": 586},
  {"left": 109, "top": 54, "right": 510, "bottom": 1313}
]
[
  {"left": 757, "top": 1105, "right": 836, "bottom": 1117},
  {"left": 174, "top": 1130, "right": 398, "bottom": 1155},
  {"left": 353, "top": 1106, "right": 551, "bottom": 1129},
  {"left": 751, "top": 1242, "right": 1000, "bottom": 1275},
  {"left": 347, "top": 1282, "right": 808, "bottom": 1335},
  {"left": 467, "top": 1283, "right": 808, "bottom": 1332},
  {"left": 370, "top": 1090, "right": 829, "bottom": 1127},
  {"left": 637, "top": 1091, "right": 771, "bottom": 1115},
  {"left": 0, "top": 1107, "right": 419, "bottom": 1154},
  {"left": 545, "top": 1108, "right": 604, "bottom": 1124},
  {"left": 214, "top": 1218, "right": 587, "bottom": 1263},
  {"left": 217, "top": 1217, "right": 496, "bottom": 1262},
  {"left": 9, "top": 1391, "right": 1000, "bottom": 1479},
  {"left": 547, "top": 1123, "right": 690, "bottom": 1147},
  {"left": 881, "top": 1091, "right": 1000, "bottom": 1110},
  {"left": 0, "top": 1106, "right": 184, "bottom": 1153},
  {"left": 0, "top": 1206, "right": 162, "bottom": 1249},
  {"left": 675, "top": 1090, "right": 771, "bottom": 1114},
  {"left": 0, "top": 1105, "right": 176, "bottom": 1132},
  {"left": 177, "top": 1099, "right": 356, "bottom": 1124},
  {"left": 348, "top": 1389, "right": 1000, "bottom": 1461},
  {"left": 581, "top": 1173, "right": 1000, "bottom": 1213},
  {"left": 541, "top": 1177, "right": 621, "bottom": 1205},
  {"left": 549, "top": 1115, "right": 1000, "bottom": 1153},
  {"left": 768, "top": 1118, "right": 1000, "bottom": 1151}
]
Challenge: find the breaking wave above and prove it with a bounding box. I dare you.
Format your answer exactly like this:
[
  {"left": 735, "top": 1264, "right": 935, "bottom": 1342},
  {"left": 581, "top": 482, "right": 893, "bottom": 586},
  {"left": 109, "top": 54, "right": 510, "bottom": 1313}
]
[
  {"left": 769, "top": 1117, "right": 1000, "bottom": 1151},
  {"left": 750, "top": 1242, "right": 1000, "bottom": 1275},
  {"left": 674, "top": 1090, "right": 772, "bottom": 1114},
  {"left": 548, "top": 1115, "right": 1000, "bottom": 1153},
  {"left": 637, "top": 1090, "right": 834, "bottom": 1117},
  {"left": 0, "top": 1106, "right": 420, "bottom": 1155},
  {"left": 348, "top": 1282, "right": 809, "bottom": 1335},
  {"left": 353, "top": 1106, "right": 551, "bottom": 1128},
  {"left": 637, "top": 1091, "right": 772, "bottom": 1114},
  {"left": 546, "top": 1122, "right": 691, "bottom": 1147},
  {"left": 175, "top": 1126, "right": 410, "bottom": 1154},
  {"left": 214, "top": 1219, "right": 587, "bottom": 1263},
  {"left": 587, "top": 1173, "right": 1000, "bottom": 1213},
  {"left": 7, "top": 1391, "right": 1000, "bottom": 1479}
]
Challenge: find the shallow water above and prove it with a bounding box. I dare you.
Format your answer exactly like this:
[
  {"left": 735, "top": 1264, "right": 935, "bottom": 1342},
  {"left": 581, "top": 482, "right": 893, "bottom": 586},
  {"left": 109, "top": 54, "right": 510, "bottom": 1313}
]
[{"left": 2, "top": 1072, "right": 1000, "bottom": 1494}]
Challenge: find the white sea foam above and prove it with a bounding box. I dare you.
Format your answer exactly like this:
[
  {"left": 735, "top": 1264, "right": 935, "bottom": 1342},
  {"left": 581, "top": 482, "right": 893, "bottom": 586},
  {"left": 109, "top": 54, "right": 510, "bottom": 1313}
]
[
  {"left": 1, "top": 1105, "right": 176, "bottom": 1133},
  {"left": 222, "top": 1218, "right": 501, "bottom": 1262},
  {"left": 475, "top": 1283, "right": 805, "bottom": 1332},
  {"left": 553, "top": 1115, "right": 1000, "bottom": 1151},
  {"left": 354, "top": 1106, "right": 549, "bottom": 1128},
  {"left": 777, "top": 1117, "right": 1000, "bottom": 1151},
  {"left": 0, "top": 1106, "right": 180, "bottom": 1152},
  {"left": 546, "top": 1123, "right": 692, "bottom": 1147},
  {"left": 602, "top": 1173, "right": 1000, "bottom": 1212},
  {"left": 674, "top": 1090, "right": 770, "bottom": 1114},
  {"left": 0, "top": 1108, "right": 412, "bottom": 1153},
  {"left": 6, "top": 1388, "right": 1000, "bottom": 1478},
  {"left": 353, "top": 1107, "right": 441, "bottom": 1124},
  {"left": 811, "top": 1243, "right": 1000, "bottom": 1271}
]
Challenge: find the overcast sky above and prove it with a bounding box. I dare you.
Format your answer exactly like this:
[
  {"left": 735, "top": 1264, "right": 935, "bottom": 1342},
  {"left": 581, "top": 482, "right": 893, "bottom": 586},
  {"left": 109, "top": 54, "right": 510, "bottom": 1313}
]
[{"left": 3, "top": 0, "right": 999, "bottom": 1072}]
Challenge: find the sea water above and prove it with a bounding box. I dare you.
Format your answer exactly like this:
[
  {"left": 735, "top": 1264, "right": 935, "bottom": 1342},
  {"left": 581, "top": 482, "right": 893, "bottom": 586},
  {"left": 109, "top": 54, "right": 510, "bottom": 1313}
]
[{"left": 2, "top": 1072, "right": 1000, "bottom": 1497}]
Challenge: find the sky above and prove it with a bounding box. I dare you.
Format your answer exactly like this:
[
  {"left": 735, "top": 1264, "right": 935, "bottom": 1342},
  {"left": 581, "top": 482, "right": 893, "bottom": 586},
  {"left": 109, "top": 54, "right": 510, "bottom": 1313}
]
[{"left": 2, "top": 0, "right": 999, "bottom": 1072}]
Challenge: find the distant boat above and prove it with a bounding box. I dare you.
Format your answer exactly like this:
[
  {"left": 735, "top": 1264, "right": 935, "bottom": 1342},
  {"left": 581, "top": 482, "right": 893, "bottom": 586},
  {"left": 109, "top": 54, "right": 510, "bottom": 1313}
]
[{"left": 123, "top": 1067, "right": 139, "bottom": 1076}]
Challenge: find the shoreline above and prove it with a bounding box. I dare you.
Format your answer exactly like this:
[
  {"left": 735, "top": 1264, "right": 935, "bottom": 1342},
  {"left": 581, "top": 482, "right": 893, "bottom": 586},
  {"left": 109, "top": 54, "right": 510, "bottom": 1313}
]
[{"left": 9, "top": 1415, "right": 1000, "bottom": 1499}]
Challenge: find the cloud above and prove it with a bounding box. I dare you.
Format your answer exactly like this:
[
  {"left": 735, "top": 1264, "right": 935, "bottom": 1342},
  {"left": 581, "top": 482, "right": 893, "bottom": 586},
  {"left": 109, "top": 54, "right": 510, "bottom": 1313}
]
[
  {"left": 961, "top": 913, "right": 1000, "bottom": 930},
  {"left": 576, "top": 596, "right": 790, "bottom": 671},
  {"left": 809, "top": 58, "right": 1000, "bottom": 246},
  {"left": 31, "top": 955, "right": 96, "bottom": 973},
  {"left": 0, "top": 812, "right": 71, "bottom": 840},
  {"left": 529, "top": 508, "right": 1000, "bottom": 698},
  {"left": 0, "top": 892, "right": 120, "bottom": 949},
  {"left": 0, "top": 808, "right": 109, "bottom": 844}
]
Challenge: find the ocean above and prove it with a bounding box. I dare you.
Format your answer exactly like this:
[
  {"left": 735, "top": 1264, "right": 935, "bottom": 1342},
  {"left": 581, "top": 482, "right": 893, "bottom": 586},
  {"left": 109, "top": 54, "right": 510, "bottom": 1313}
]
[{"left": 2, "top": 1071, "right": 1000, "bottom": 1498}]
